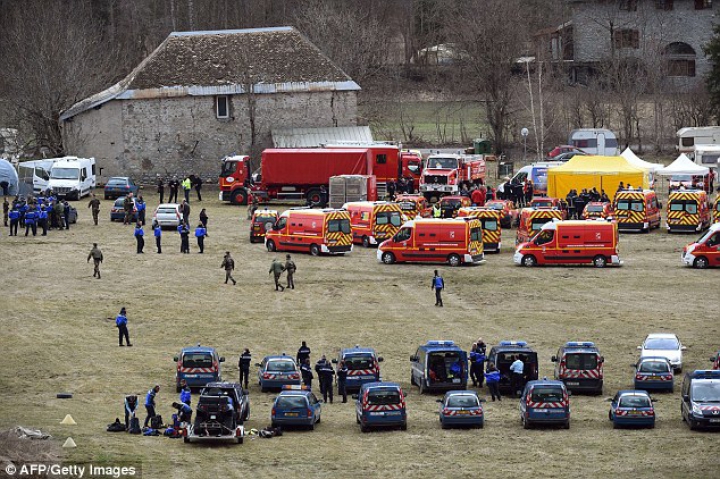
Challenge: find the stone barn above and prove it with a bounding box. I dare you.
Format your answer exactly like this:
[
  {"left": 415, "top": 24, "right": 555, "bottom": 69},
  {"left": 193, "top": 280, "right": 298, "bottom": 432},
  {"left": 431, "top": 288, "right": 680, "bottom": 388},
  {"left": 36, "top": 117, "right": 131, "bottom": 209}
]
[{"left": 60, "top": 26, "right": 360, "bottom": 182}]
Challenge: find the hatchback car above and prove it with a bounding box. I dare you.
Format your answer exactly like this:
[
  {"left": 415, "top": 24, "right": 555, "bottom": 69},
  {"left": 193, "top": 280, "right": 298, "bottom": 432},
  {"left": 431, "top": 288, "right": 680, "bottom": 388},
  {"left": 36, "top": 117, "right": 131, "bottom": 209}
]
[
  {"left": 519, "top": 379, "right": 570, "bottom": 429},
  {"left": 110, "top": 196, "right": 137, "bottom": 222},
  {"left": 608, "top": 390, "right": 656, "bottom": 429},
  {"left": 257, "top": 355, "right": 301, "bottom": 392},
  {"left": 104, "top": 177, "right": 139, "bottom": 200},
  {"left": 638, "top": 333, "right": 685, "bottom": 372},
  {"left": 437, "top": 390, "right": 485, "bottom": 429},
  {"left": 153, "top": 203, "right": 182, "bottom": 228},
  {"left": 271, "top": 385, "right": 321, "bottom": 430},
  {"left": 634, "top": 357, "right": 674, "bottom": 392}
]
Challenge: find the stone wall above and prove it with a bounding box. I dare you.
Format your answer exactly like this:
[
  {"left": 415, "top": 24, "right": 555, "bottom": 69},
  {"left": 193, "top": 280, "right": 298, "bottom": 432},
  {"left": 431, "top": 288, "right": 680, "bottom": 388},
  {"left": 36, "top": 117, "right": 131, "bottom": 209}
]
[
  {"left": 63, "top": 90, "right": 358, "bottom": 183},
  {"left": 570, "top": 0, "right": 713, "bottom": 88}
]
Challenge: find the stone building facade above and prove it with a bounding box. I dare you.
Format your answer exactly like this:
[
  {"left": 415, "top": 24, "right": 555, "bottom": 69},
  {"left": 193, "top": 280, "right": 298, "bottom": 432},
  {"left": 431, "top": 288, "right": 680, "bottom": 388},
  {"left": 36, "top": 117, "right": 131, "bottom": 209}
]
[
  {"left": 567, "top": 0, "right": 715, "bottom": 90},
  {"left": 60, "top": 27, "right": 360, "bottom": 182}
]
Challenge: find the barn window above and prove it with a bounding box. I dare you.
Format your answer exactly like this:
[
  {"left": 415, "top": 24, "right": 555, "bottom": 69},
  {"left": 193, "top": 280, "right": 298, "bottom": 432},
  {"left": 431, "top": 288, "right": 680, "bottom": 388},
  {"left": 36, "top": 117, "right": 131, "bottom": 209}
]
[
  {"left": 664, "top": 42, "right": 696, "bottom": 77},
  {"left": 655, "top": 0, "right": 673, "bottom": 9},
  {"left": 695, "top": 0, "right": 712, "bottom": 9},
  {"left": 216, "top": 96, "right": 229, "bottom": 119}
]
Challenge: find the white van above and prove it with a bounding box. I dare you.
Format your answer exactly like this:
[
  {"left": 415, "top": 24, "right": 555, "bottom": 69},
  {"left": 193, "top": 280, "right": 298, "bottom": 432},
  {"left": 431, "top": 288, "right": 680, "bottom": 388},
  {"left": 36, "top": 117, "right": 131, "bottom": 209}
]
[
  {"left": 48, "top": 157, "right": 96, "bottom": 200},
  {"left": 690, "top": 145, "right": 720, "bottom": 174},
  {"left": 17, "top": 159, "right": 58, "bottom": 195},
  {"left": 510, "top": 162, "right": 563, "bottom": 197},
  {"left": 568, "top": 129, "right": 619, "bottom": 156}
]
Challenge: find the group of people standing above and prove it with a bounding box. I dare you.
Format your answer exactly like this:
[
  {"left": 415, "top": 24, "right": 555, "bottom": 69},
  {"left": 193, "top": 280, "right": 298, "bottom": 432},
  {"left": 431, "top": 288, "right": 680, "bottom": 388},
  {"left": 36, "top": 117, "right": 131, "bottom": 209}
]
[
  {"left": 156, "top": 175, "right": 203, "bottom": 204},
  {"left": 565, "top": 187, "right": 610, "bottom": 219},
  {"left": 496, "top": 177, "right": 534, "bottom": 207},
  {"left": 4, "top": 192, "right": 73, "bottom": 236},
  {"left": 295, "top": 342, "right": 350, "bottom": 403}
]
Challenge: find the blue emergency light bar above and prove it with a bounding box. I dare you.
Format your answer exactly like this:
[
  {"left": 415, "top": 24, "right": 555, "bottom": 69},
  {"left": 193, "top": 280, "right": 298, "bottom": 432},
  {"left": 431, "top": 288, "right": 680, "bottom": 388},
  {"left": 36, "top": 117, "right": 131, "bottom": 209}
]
[
  {"left": 427, "top": 340, "right": 455, "bottom": 346},
  {"left": 565, "top": 341, "right": 595, "bottom": 348},
  {"left": 499, "top": 341, "right": 528, "bottom": 347},
  {"left": 690, "top": 370, "right": 720, "bottom": 379}
]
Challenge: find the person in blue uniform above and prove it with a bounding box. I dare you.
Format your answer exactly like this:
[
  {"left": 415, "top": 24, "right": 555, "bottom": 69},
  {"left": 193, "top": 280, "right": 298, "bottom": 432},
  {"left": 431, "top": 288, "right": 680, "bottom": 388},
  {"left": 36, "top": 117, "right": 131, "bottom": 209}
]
[
  {"left": 153, "top": 220, "right": 162, "bottom": 254},
  {"left": 134, "top": 223, "right": 145, "bottom": 254},
  {"left": 194, "top": 223, "right": 207, "bottom": 253},
  {"left": 116, "top": 307, "right": 132, "bottom": 347}
]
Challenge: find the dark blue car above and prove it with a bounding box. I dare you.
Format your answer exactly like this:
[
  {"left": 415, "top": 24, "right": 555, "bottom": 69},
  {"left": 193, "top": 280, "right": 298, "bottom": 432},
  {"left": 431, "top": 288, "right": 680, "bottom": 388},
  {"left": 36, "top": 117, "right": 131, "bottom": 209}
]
[
  {"left": 438, "top": 390, "right": 484, "bottom": 429},
  {"left": 271, "top": 385, "right": 321, "bottom": 430},
  {"left": 608, "top": 390, "right": 656, "bottom": 429},
  {"left": 519, "top": 379, "right": 570, "bottom": 429},
  {"left": 104, "top": 177, "right": 139, "bottom": 200},
  {"left": 634, "top": 357, "right": 674, "bottom": 392},
  {"left": 354, "top": 382, "right": 407, "bottom": 432}
]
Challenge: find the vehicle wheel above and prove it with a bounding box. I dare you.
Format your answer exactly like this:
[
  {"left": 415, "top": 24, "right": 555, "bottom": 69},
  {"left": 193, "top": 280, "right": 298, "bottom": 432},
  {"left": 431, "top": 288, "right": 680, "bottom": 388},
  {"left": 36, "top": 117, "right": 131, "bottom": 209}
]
[
  {"left": 244, "top": 406, "right": 250, "bottom": 421},
  {"left": 356, "top": 415, "right": 360, "bottom": 424},
  {"left": 266, "top": 240, "right": 276, "bottom": 252},
  {"left": 693, "top": 257, "right": 709, "bottom": 269},
  {"left": 231, "top": 189, "right": 247, "bottom": 205},
  {"left": 563, "top": 420, "right": 570, "bottom": 430},
  {"left": 447, "top": 254, "right": 461, "bottom": 267},
  {"left": 236, "top": 436, "right": 243, "bottom": 444},
  {"left": 410, "top": 374, "right": 416, "bottom": 386},
  {"left": 271, "top": 421, "right": 278, "bottom": 428},
  {"left": 261, "top": 387, "right": 268, "bottom": 393},
  {"left": 419, "top": 381, "right": 425, "bottom": 394},
  {"left": 593, "top": 255, "right": 607, "bottom": 268},
  {"left": 183, "top": 437, "right": 190, "bottom": 443},
  {"left": 612, "top": 421, "right": 619, "bottom": 429},
  {"left": 441, "top": 421, "right": 448, "bottom": 430},
  {"left": 521, "top": 255, "right": 537, "bottom": 267},
  {"left": 316, "top": 415, "right": 321, "bottom": 423},
  {"left": 478, "top": 421, "right": 484, "bottom": 429},
  {"left": 649, "top": 422, "right": 655, "bottom": 429},
  {"left": 306, "top": 189, "right": 322, "bottom": 206},
  {"left": 310, "top": 244, "right": 320, "bottom": 256},
  {"left": 104, "top": 194, "right": 109, "bottom": 200},
  {"left": 400, "top": 423, "right": 407, "bottom": 431},
  {"left": 689, "top": 419, "right": 698, "bottom": 431},
  {"left": 362, "top": 236, "right": 370, "bottom": 248},
  {"left": 608, "top": 411, "right": 612, "bottom": 421},
  {"left": 360, "top": 423, "right": 369, "bottom": 433},
  {"left": 381, "top": 252, "right": 395, "bottom": 265},
  {"left": 522, "top": 417, "right": 531, "bottom": 430},
  {"left": 176, "top": 385, "right": 181, "bottom": 393},
  {"left": 308, "top": 422, "right": 315, "bottom": 431}
]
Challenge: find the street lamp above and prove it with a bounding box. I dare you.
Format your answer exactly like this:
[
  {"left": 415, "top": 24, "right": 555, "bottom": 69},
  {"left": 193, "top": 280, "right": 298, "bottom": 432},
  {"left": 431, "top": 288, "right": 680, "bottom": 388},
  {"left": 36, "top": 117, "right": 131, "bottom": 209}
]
[{"left": 521, "top": 127, "right": 529, "bottom": 161}]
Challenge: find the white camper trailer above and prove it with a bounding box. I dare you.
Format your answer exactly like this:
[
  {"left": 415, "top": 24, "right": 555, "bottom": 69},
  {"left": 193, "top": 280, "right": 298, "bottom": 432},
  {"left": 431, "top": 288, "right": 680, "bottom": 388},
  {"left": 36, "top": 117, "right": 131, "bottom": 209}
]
[{"left": 567, "top": 129, "right": 619, "bottom": 156}]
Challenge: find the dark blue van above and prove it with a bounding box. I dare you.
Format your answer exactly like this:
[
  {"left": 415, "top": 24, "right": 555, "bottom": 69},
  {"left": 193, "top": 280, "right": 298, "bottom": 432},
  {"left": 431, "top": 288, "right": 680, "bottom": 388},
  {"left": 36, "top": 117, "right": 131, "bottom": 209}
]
[
  {"left": 410, "top": 340, "right": 468, "bottom": 393},
  {"left": 354, "top": 382, "right": 407, "bottom": 432},
  {"left": 173, "top": 346, "right": 225, "bottom": 391},
  {"left": 333, "top": 346, "right": 384, "bottom": 392}
]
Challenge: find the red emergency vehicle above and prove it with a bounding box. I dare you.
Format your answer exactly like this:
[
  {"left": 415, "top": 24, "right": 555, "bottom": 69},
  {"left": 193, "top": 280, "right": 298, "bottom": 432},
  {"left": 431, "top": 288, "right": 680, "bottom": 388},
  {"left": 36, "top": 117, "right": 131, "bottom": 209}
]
[
  {"left": 419, "top": 153, "right": 486, "bottom": 202},
  {"left": 582, "top": 202, "right": 613, "bottom": 221},
  {"left": 613, "top": 190, "right": 661, "bottom": 232},
  {"left": 514, "top": 220, "right": 621, "bottom": 268},
  {"left": 344, "top": 201, "right": 403, "bottom": 247},
  {"left": 249, "top": 208, "right": 279, "bottom": 243},
  {"left": 265, "top": 208, "right": 352, "bottom": 256},
  {"left": 714, "top": 196, "right": 720, "bottom": 223},
  {"left": 530, "top": 197, "right": 568, "bottom": 219},
  {"left": 516, "top": 208, "right": 563, "bottom": 244},
  {"left": 484, "top": 199, "right": 518, "bottom": 228},
  {"left": 457, "top": 207, "right": 502, "bottom": 253},
  {"left": 681, "top": 223, "right": 720, "bottom": 268},
  {"left": 377, "top": 218, "right": 485, "bottom": 266},
  {"left": 667, "top": 190, "right": 711, "bottom": 233},
  {"left": 437, "top": 195, "right": 472, "bottom": 218},
  {"left": 394, "top": 194, "right": 429, "bottom": 221}
]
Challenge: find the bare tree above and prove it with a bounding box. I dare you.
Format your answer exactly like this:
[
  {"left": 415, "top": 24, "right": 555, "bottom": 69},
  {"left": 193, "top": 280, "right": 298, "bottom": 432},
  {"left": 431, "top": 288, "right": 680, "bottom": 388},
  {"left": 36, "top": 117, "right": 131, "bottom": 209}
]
[{"left": 1, "top": 0, "right": 122, "bottom": 156}]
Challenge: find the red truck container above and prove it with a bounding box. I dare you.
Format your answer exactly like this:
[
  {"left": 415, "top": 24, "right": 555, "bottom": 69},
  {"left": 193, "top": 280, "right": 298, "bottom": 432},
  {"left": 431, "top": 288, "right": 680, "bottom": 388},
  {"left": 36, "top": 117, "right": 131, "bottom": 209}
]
[{"left": 420, "top": 153, "right": 487, "bottom": 202}]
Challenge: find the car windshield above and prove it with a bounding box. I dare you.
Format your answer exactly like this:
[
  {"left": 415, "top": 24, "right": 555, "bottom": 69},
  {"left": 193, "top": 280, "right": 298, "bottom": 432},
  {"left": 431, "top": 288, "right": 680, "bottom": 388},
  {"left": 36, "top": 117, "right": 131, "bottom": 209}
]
[
  {"left": 183, "top": 353, "right": 213, "bottom": 368},
  {"left": 645, "top": 338, "right": 679, "bottom": 350},
  {"left": 267, "top": 360, "right": 296, "bottom": 372},
  {"left": 254, "top": 215, "right": 276, "bottom": 224},
  {"left": 344, "top": 353, "right": 375, "bottom": 370},
  {"left": 446, "top": 395, "right": 479, "bottom": 408},
  {"left": 565, "top": 353, "right": 598, "bottom": 370},
  {"left": 50, "top": 168, "right": 79, "bottom": 180},
  {"left": 428, "top": 157, "right": 459, "bottom": 169},
  {"left": 376, "top": 211, "right": 402, "bottom": 227},
  {"left": 442, "top": 200, "right": 462, "bottom": 209},
  {"left": 367, "top": 389, "right": 401, "bottom": 405},
  {"left": 692, "top": 382, "right": 720, "bottom": 402},
  {"left": 276, "top": 396, "right": 307, "bottom": 410},
  {"left": 639, "top": 361, "right": 670, "bottom": 373},
  {"left": 671, "top": 175, "right": 692, "bottom": 182},
  {"left": 220, "top": 160, "right": 237, "bottom": 177},
  {"left": 619, "top": 396, "right": 651, "bottom": 408},
  {"left": 533, "top": 201, "right": 552, "bottom": 208},
  {"left": 327, "top": 218, "right": 351, "bottom": 234},
  {"left": 482, "top": 219, "right": 498, "bottom": 231},
  {"left": 107, "top": 178, "right": 128, "bottom": 186},
  {"left": 531, "top": 387, "right": 563, "bottom": 403}
]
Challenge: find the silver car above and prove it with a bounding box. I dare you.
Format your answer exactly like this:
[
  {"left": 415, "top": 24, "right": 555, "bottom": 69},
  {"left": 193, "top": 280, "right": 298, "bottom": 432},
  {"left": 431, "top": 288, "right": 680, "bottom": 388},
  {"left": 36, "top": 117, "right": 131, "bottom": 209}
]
[
  {"left": 638, "top": 333, "right": 686, "bottom": 372},
  {"left": 152, "top": 203, "right": 182, "bottom": 228}
]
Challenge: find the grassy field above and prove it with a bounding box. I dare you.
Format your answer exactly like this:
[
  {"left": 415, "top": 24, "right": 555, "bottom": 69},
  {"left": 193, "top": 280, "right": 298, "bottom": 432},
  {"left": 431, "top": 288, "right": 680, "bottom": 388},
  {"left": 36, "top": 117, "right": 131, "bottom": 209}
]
[{"left": 1, "top": 181, "right": 720, "bottom": 478}]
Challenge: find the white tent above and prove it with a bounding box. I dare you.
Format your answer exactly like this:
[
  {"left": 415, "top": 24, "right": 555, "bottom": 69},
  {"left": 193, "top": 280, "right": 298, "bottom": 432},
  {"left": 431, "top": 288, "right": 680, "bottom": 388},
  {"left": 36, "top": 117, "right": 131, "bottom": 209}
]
[
  {"left": 620, "top": 148, "right": 664, "bottom": 172},
  {"left": 656, "top": 154, "right": 710, "bottom": 176},
  {"left": 0, "top": 158, "right": 19, "bottom": 196}
]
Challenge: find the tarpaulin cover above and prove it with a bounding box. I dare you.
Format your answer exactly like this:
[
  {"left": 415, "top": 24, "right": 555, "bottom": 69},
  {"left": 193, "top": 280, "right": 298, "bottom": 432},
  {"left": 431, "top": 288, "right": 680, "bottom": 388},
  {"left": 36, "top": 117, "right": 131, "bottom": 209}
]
[
  {"left": 261, "top": 149, "right": 370, "bottom": 186},
  {"left": 547, "top": 155, "right": 648, "bottom": 198},
  {"left": 0, "top": 159, "right": 19, "bottom": 195},
  {"left": 656, "top": 154, "right": 710, "bottom": 176}
]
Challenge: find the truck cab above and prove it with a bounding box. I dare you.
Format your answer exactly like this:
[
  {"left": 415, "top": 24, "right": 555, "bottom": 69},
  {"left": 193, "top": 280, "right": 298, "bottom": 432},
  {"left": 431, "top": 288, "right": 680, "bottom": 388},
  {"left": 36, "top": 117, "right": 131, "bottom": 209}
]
[
  {"left": 410, "top": 340, "right": 468, "bottom": 393},
  {"left": 487, "top": 341, "right": 539, "bottom": 393},
  {"left": 552, "top": 342, "right": 604, "bottom": 394}
]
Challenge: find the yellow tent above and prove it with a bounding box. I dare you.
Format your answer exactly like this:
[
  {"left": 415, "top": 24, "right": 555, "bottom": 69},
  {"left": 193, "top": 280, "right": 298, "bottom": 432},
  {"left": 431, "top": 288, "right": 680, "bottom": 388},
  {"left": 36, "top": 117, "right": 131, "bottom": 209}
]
[{"left": 547, "top": 156, "right": 649, "bottom": 198}]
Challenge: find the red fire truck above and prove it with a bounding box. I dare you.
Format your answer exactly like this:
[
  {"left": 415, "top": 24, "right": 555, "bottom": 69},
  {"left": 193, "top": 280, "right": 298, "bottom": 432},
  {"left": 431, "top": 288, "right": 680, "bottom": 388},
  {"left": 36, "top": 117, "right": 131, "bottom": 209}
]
[
  {"left": 219, "top": 147, "right": 422, "bottom": 206},
  {"left": 419, "top": 153, "right": 486, "bottom": 202}
]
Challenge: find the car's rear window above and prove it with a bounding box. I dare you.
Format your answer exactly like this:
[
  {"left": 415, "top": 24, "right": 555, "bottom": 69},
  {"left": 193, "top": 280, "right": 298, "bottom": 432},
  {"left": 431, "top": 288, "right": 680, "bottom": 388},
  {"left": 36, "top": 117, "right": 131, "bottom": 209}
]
[
  {"left": 158, "top": 207, "right": 177, "bottom": 214},
  {"left": 114, "top": 199, "right": 125, "bottom": 207},
  {"left": 531, "top": 387, "right": 564, "bottom": 403},
  {"left": 587, "top": 205, "right": 604, "bottom": 213},
  {"left": 619, "top": 396, "right": 651, "bottom": 408},
  {"left": 367, "top": 389, "right": 401, "bottom": 405},
  {"left": 446, "top": 395, "right": 479, "bottom": 408},
  {"left": 183, "top": 353, "right": 212, "bottom": 368},
  {"left": 565, "top": 353, "right": 598, "bottom": 370},
  {"left": 344, "top": 354, "right": 374, "bottom": 370},
  {"left": 639, "top": 361, "right": 670, "bottom": 373},
  {"left": 276, "top": 396, "right": 307, "bottom": 409},
  {"left": 267, "top": 360, "right": 295, "bottom": 372},
  {"left": 107, "top": 179, "right": 127, "bottom": 186}
]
